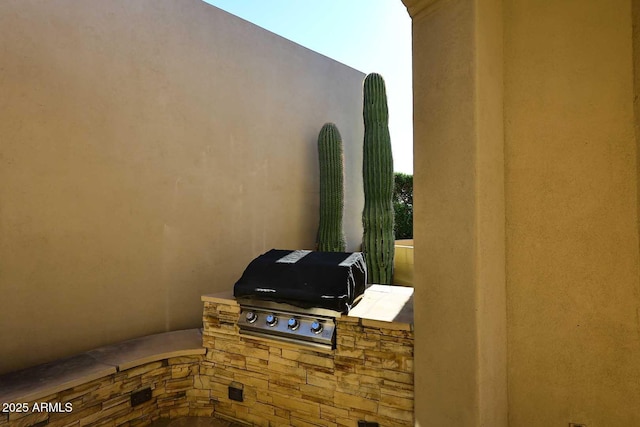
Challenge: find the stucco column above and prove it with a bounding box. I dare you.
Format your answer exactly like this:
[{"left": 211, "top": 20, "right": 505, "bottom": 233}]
[{"left": 402, "top": 0, "right": 507, "bottom": 425}]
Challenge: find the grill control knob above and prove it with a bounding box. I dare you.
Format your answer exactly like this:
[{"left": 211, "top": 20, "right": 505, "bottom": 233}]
[
  {"left": 245, "top": 311, "right": 258, "bottom": 324},
  {"left": 265, "top": 314, "right": 278, "bottom": 327},
  {"left": 310, "top": 321, "right": 323, "bottom": 334},
  {"left": 287, "top": 318, "right": 299, "bottom": 331}
]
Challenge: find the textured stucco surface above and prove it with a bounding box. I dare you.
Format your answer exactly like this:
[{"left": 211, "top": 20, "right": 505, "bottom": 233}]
[
  {"left": 0, "top": 0, "right": 364, "bottom": 374},
  {"left": 409, "top": 0, "right": 507, "bottom": 425},
  {"left": 411, "top": 1, "right": 479, "bottom": 421},
  {"left": 408, "top": 0, "right": 640, "bottom": 425},
  {"left": 505, "top": 0, "right": 640, "bottom": 425}
]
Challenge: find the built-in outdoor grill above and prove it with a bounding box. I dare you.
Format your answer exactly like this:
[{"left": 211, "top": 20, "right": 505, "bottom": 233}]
[{"left": 233, "top": 249, "right": 368, "bottom": 350}]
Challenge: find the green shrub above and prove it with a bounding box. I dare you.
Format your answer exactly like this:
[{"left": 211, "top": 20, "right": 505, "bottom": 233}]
[{"left": 394, "top": 172, "right": 413, "bottom": 240}]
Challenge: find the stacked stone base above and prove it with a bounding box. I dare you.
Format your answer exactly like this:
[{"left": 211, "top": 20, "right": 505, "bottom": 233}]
[
  {"left": 1, "top": 299, "right": 414, "bottom": 427},
  {"left": 0, "top": 356, "right": 208, "bottom": 427},
  {"left": 200, "top": 300, "right": 414, "bottom": 426}
]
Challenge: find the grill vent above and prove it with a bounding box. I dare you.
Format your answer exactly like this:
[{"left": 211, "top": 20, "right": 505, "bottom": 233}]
[{"left": 130, "top": 387, "right": 152, "bottom": 406}]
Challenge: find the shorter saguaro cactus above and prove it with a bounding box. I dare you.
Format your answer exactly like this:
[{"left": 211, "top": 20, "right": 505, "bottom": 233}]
[{"left": 316, "top": 123, "right": 346, "bottom": 252}]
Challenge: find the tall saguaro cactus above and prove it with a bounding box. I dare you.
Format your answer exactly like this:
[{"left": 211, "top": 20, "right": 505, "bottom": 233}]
[
  {"left": 362, "top": 73, "right": 394, "bottom": 284},
  {"left": 316, "top": 123, "right": 346, "bottom": 252}
]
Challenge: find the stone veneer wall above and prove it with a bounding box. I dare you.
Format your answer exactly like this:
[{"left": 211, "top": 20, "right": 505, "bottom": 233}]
[
  {"left": 0, "top": 356, "right": 209, "bottom": 427},
  {"left": 200, "top": 300, "right": 414, "bottom": 426}
]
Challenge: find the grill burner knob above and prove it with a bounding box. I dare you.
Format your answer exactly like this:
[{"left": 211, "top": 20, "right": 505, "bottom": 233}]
[
  {"left": 310, "top": 321, "right": 323, "bottom": 334},
  {"left": 245, "top": 311, "right": 258, "bottom": 324},
  {"left": 265, "top": 314, "right": 278, "bottom": 327},
  {"left": 287, "top": 318, "right": 299, "bottom": 331}
]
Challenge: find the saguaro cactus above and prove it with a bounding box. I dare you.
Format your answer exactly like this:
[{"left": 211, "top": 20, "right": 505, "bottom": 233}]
[
  {"left": 316, "top": 123, "right": 346, "bottom": 252},
  {"left": 362, "top": 73, "right": 394, "bottom": 284}
]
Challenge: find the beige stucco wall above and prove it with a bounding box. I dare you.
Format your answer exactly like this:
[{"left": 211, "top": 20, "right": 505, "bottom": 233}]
[
  {"left": 410, "top": 1, "right": 482, "bottom": 420},
  {"left": 408, "top": 0, "right": 507, "bottom": 425},
  {"left": 505, "top": 0, "right": 640, "bottom": 425},
  {"left": 407, "top": 0, "right": 640, "bottom": 425},
  {"left": 0, "top": 0, "right": 365, "bottom": 374}
]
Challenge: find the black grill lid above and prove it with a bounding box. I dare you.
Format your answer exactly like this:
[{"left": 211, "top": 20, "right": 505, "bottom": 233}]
[{"left": 233, "top": 249, "right": 368, "bottom": 313}]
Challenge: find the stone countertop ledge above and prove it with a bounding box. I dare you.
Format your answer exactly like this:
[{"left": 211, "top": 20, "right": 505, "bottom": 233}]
[
  {"left": 202, "top": 284, "right": 414, "bottom": 329},
  {"left": 346, "top": 284, "right": 414, "bottom": 328},
  {"left": 0, "top": 328, "right": 205, "bottom": 404}
]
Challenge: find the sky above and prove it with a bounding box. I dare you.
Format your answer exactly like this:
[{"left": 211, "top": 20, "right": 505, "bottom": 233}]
[{"left": 202, "top": 0, "right": 413, "bottom": 174}]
